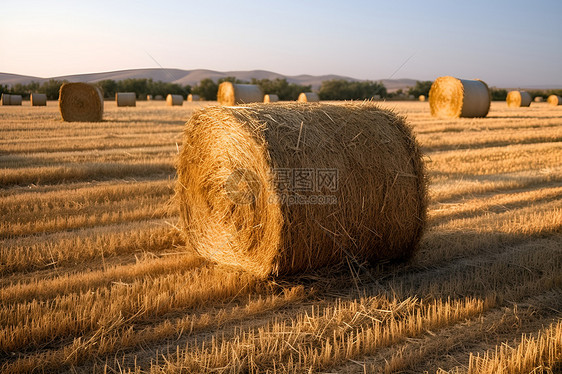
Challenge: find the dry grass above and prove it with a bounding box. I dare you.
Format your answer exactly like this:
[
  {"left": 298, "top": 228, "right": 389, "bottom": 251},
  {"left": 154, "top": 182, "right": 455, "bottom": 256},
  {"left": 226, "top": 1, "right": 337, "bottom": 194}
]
[{"left": 0, "top": 100, "right": 560, "bottom": 373}]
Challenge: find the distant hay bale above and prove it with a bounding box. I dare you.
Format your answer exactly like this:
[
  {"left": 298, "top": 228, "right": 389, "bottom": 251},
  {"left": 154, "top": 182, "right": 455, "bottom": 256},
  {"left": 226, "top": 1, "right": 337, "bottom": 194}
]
[
  {"left": 5, "top": 94, "right": 22, "bottom": 106},
  {"left": 373, "top": 94, "right": 381, "bottom": 100},
  {"left": 298, "top": 92, "right": 320, "bottom": 102},
  {"left": 187, "top": 94, "right": 200, "bottom": 102},
  {"left": 264, "top": 94, "right": 279, "bottom": 103},
  {"left": 429, "top": 76, "right": 490, "bottom": 118},
  {"left": 506, "top": 91, "right": 532, "bottom": 108},
  {"left": 1, "top": 93, "right": 11, "bottom": 105},
  {"left": 30, "top": 93, "right": 47, "bottom": 106},
  {"left": 154, "top": 95, "right": 163, "bottom": 100},
  {"left": 547, "top": 95, "right": 562, "bottom": 106},
  {"left": 115, "top": 92, "right": 136, "bottom": 107},
  {"left": 147, "top": 94, "right": 153, "bottom": 101},
  {"left": 58, "top": 83, "right": 103, "bottom": 122},
  {"left": 166, "top": 94, "right": 184, "bottom": 106},
  {"left": 217, "top": 83, "right": 263, "bottom": 105},
  {"left": 176, "top": 102, "right": 427, "bottom": 278},
  {"left": 419, "top": 95, "right": 426, "bottom": 102},
  {"left": 534, "top": 96, "right": 544, "bottom": 102}
]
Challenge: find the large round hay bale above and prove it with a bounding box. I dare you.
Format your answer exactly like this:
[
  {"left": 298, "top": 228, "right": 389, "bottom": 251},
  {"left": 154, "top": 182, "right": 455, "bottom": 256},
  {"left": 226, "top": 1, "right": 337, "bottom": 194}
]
[
  {"left": 30, "top": 93, "right": 47, "bottom": 106},
  {"left": 166, "top": 94, "right": 184, "bottom": 106},
  {"left": 506, "top": 91, "right": 532, "bottom": 108},
  {"left": 298, "top": 92, "right": 320, "bottom": 102},
  {"left": 264, "top": 94, "right": 279, "bottom": 103},
  {"left": 58, "top": 83, "right": 103, "bottom": 122},
  {"left": 428, "top": 76, "right": 490, "bottom": 118},
  {"left": 217, "top": 83, "right": 263, "bottom": 106},
  {"left": 547, "top": 95, "right": 562, "bottom": 106},
  {"left": 534, "top": 96, "right": 544, "bottom": 102},
  {"left": 176, "top": 102, "right": 427, "bottom": 277},
  {"left": 419, "top": 95, "right": 426, "bottom": 102},
  {"left": 116, "top": 92, "right": 136, "bottom": 107},
  {"left": 9, "top": 94, "right": 22, "bottom": 105},
  {"left": 1, "top": 93, "right": 11, "bottom": 105},
  {"left": 187, "top": 94, "right": 200, "bottom": 102}
]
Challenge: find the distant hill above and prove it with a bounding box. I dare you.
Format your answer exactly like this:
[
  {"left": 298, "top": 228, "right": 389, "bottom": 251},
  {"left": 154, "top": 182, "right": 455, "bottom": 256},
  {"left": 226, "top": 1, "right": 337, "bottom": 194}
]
[{"left": 0, "top": 69, "right": 418, "bottom": 91}]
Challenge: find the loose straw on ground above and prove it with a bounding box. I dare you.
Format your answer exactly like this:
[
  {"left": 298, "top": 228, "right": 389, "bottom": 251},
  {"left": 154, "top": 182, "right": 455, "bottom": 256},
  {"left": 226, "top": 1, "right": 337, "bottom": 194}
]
[
  {"left": 58, "top": 83, "right": 103, "bottom": 122},
  {"left": 429, "top": 76, "right": 490, "bottom": 118},
  {"left": 176, "top": 102, "right": 427, "bottom": 278},
  {"left": 217, "top": 83, "right": 263, "bottom": 106}
]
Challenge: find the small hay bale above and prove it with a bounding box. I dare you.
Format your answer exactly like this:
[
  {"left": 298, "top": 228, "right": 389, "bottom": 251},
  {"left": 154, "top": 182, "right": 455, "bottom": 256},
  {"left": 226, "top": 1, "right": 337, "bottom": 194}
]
[
  {"left": 534, "top": 96, "right": 544, "bottom": 102},
  {"left": 506, "top": 91, "right": 532, "bottom": 108},
  {"left": 167, "top": 94, "right": 184, "bottom": 106},
  {"left": 217, "top": 83, "right": 263, "bottom": 105},
  {"left": 547, "top": 95, "right": 562, "bottom": 106},
  {"left": 31, "top": 93, "right": 47, "bottom": 106},
  {"left": 116, "top": 92, "right": 136, "bottom": 107},
  {"left": 59, "top": 83, "right": 103, "bottom": 122},
  {"left": 187, "top": 94, "right": 200, "bottom": 102},
  {"left": 9, "top": 94, "right": 22, "bottom": 105},
  {"left": 176, "top": 102, "right": 427, "bottom": 277},
  {"left": 373, "top": 94, "right": 381, "bottom": 100},
  {"left": 429, "top": 76, "right": 490, "bottom": 118},
  {"left": 147, "top": 94, "right": 153, "bottom": 101},
  {"left": 419, "top": 95, "right": 426, "bottom": 102},
  {"left": 298, "top": 92, "right": 320, "bottom": 102},
  {"left": 1, "top": 93, "right": 11, "bottom": 105},
  {"left": 154, "top": 95, "right": 163, "bottom": 100},
  {"left": 264, "top": 94, "right": 279, "bottom": 103}
]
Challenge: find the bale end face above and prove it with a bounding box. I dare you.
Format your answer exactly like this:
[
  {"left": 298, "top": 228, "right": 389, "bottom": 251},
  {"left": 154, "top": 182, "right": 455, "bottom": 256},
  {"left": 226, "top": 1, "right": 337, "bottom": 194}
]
[
  {"left": 176, "top": 102, "right": 427, "bottom": 278},
  {"left": 547, "top": 95, "right": 562, "bottom": 106},
  {"left": 58, "top": 83, "right": 104, "bottom": 122}
]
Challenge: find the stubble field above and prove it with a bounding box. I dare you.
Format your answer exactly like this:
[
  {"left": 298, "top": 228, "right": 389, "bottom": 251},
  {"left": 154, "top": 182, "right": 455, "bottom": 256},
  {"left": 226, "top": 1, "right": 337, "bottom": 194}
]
[{"left": 1, "top": 100, "right": 561, "bottom": 373}]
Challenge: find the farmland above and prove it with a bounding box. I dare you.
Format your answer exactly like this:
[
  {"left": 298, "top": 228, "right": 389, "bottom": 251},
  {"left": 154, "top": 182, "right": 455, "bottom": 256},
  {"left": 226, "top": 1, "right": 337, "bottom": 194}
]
[{"left": 1, "top": 100, "right": 561, "bottom": 373}]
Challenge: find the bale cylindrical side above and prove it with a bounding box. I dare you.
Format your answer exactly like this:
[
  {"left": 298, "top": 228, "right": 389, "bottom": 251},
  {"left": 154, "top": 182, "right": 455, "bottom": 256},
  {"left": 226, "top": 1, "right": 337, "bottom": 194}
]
[
  {"left": 58, "top": 83, "right": 103, "bottom": 122},
  {"left": 154, "top": 95, "right": 163, "bottom": 100},
  {"left": 534, "top": 96, "right": 544, "bottom": 102},
  {"left": 217, "top": 83, "right": 264, "bottom": 106},
  {"left": 506, "top": 91, "right": 532, "bottom": 108},
  {"left": 31, "top": 93, "right": 47, "bottom": 106},
  {"left": 166, "top": 94, "right": 184, "bottom": 106},
  {"left": 264, "top": 94, "right": 279, "bottom": 103},
  {"left": 429, "top": 76, "right": 490, "bottom": 118},
  {"left": 547, "top": 95, "right": 562, "bottom": 106},
  {"left": 9, "top": 95, "right": 22, "bottom": 105},
  {"left": 176, "top": 102, "right": 427, "bottom": 278},
  {"left": 1, "top": 93, "right": 11, "bottom": 105},
  {"left": 419, "top": 95, "right": 426, "bottom": 102},
  {"left": 116, "top": 92, "right": 136, "bottom": 107},
  {"left": 187, "top": 94, "right": 200, "bottom": 102},
  {"left": 298, "top": 92, "right": 320, "bottom": 102}
]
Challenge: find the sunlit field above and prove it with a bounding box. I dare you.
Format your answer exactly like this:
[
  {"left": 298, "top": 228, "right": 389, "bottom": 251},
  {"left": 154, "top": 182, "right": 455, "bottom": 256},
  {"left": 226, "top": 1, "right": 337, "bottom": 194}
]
[{"left": 1, "top": 100, "right": 561, "bottom": 373}]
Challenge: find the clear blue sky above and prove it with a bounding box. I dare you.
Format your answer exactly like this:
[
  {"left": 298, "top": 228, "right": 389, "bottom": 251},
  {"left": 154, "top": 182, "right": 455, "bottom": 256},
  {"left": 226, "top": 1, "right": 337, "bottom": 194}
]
[{"left": 1, "top": 0, "right": 561, "bottom": 87}]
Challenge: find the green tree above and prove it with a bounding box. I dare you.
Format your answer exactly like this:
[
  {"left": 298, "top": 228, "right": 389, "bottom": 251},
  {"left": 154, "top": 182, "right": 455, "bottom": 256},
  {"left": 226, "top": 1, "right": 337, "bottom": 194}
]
[
  {"left": 490, "top": 87, "right": 508, "bottom": 101},
  {"left": 192, "top": 78, "right": 219, "bottom": 100},
  {"left": 318, "top": 79, "right": 386, "bottom": 100},
  {"left": 251, "top": 78, "right": 312, "bottom": 100},
  {"left": 408, "top": 81, "right": 432, "bottom": 97}
]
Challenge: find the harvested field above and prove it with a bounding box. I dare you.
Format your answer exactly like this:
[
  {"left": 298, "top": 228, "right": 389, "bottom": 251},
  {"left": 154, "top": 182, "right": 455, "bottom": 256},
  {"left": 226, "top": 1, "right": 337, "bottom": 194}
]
[{"left": 1, "top": 100, "right": 561, "bottom": 373}]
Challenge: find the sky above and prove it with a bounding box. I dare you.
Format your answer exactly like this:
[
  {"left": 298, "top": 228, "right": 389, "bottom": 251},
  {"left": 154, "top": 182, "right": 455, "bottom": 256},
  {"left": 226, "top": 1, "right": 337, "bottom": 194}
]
[{"left": 1, "top": 0, "right": 561, "bottom": 87}]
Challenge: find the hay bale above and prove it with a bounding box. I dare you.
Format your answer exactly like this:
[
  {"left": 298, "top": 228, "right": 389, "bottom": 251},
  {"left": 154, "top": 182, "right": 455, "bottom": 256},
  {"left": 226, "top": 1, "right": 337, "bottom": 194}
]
[
  {"left": 167, "top": 94, "right": 184, "bottom": 106},
  {"left": 547, "top": 95, "right": 562, "bottom": 106},
  {"left": 147, "top": 94, "right": 153, "bottom": 101},
  {"left": 506, "top": 91, "right": 532, "bottom": 107},
  {"left": 428, "top": 76, "right": 490, "bottom": 118},
  {"left": 154, "top": 95, "right": 163, "bottom": 100},
  {"left": 373, "top": 94, "right": 381, "bottom": 100},
  {"left": 58, "top": 83, "right": 103, "bottom": 122},
  {"left": 9, "top": 94, "right": 22, "bottom": 105},
  {"left": 419, "top": 95, "right": 426, "bottom": 102},
  {"left": 298, "top": 92, "right": 320, "bottom": 102},
  {"left": 187, "top": 94, "right": 200, "bottom": 102},
  {"left": 116, "top": 92, "right": 136, "bottom": 107},
  {"left": 1, "top": 93, "right": 11, "bottom": 105},
  {"left": 30, "top": 93, "right": 47, "bottom": 106},
  {"left": 176, "top": 102, "right": 427, "bottom": 277},
  {"left": 264, "top": 94, "right": 279, "bottom": 103},
  {"left": 217, "top": 83, "right": 263, "bottom": 105},
  {"left": 534, "top": 96, "right": 544, "bottom": 102}
]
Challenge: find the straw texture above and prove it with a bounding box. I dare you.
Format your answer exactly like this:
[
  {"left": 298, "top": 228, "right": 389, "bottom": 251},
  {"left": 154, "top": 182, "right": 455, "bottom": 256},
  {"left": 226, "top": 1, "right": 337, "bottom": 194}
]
[
  {"left": 547, "top": 95, "right": 562, "bottom": 106},
  {"left": 176, "top": 102, "right": 427, "bottom": 278},
  {"left": 298, "top": 92, "right": 320, "bottom": 102},
  {"left": 217, "top": 83, "right": 263, "bottom": 106},
  {"left": 166, "top": 94, "right": 183, "bottom": 106},
  {"left": 429, "top": 76, "right": 490, "bottom": 118},
  {"left": 187, "top": 94, "right": 200, "bottom": 102},
  {"left": 264, "top": 94, "right": 279, "bottom": 103},
  {"left": 116, "top": 92, "right": 136, "bottom": 107},
  {"left": 506, "top": 91, "right": 532, "bottom": 108},
  {"left": 30, "top": 93, "right": 47, "bottom": 106},
  {"left": 58, "top": 83, "right": 103, "bottom": 122}
]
